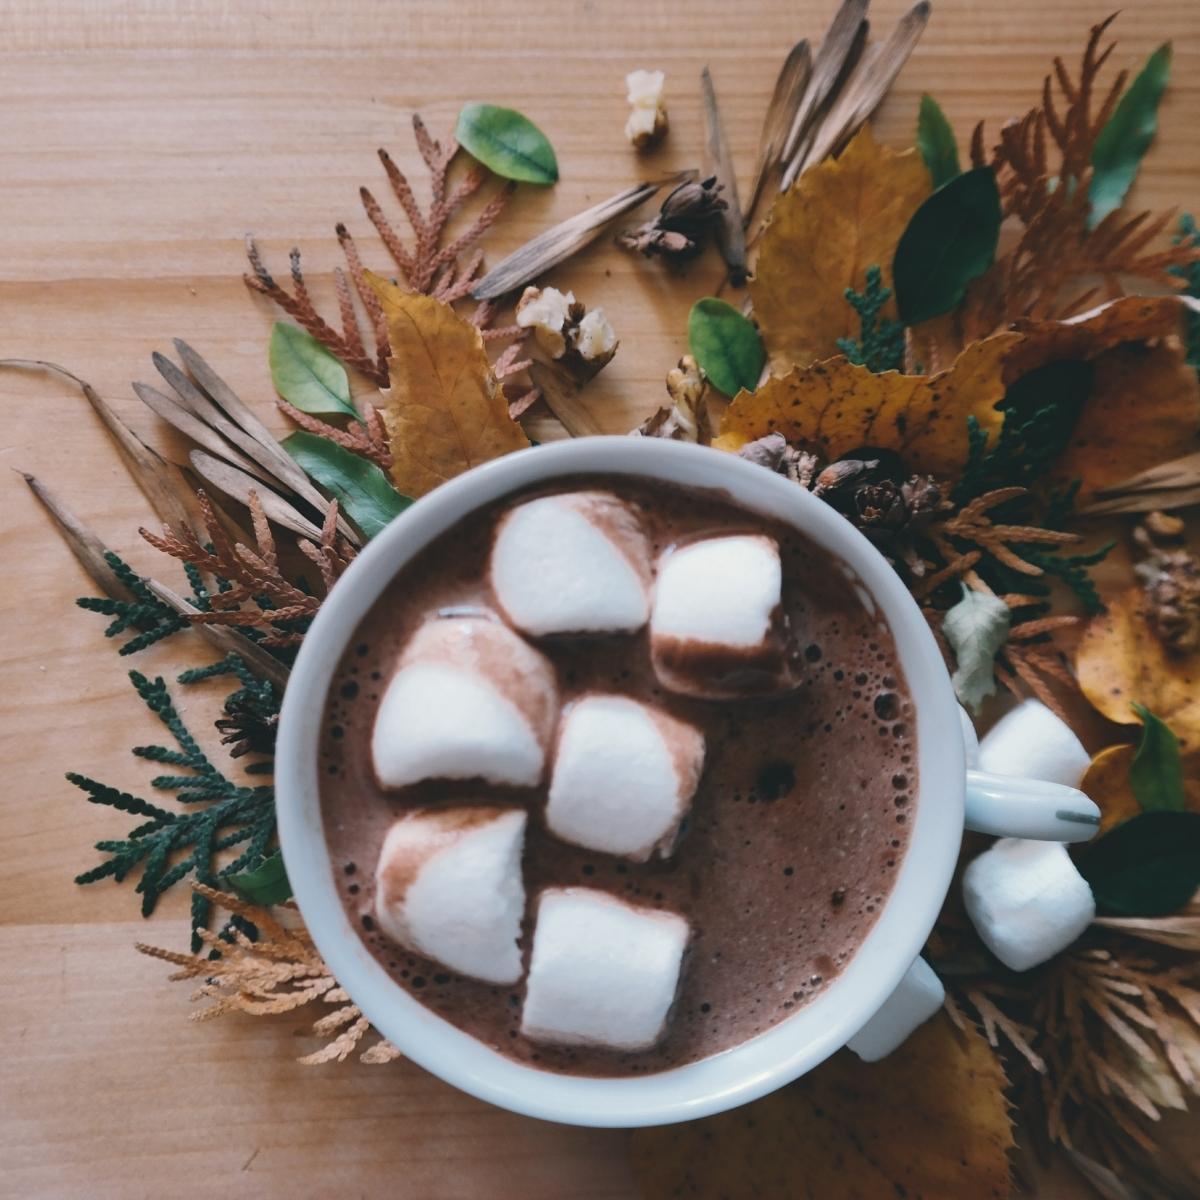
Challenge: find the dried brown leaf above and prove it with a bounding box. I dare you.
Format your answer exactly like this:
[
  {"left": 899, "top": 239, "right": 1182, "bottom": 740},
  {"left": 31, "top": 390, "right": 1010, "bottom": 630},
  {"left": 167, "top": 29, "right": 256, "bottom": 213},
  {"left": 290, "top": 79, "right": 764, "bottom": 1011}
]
[{"left": 632, "top": 1016, "right": 1013, "bottom": 1200}]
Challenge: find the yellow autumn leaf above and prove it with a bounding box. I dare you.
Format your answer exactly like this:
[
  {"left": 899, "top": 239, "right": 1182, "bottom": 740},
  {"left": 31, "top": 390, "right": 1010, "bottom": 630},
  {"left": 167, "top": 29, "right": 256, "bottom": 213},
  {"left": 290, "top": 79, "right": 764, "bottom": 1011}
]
[
  {"left": 750, "top": 125, "right": 930, "bottom": 374},
  {"left": 367, "top": 272, "right": 529, "bottom": 497},
  {"left": 632, "top": 1015, "right": 1013, "bottom": 1200},
  {"left": 1076, "top": 587, "right": 1200, "bottom": 755},
  {"left": 716, "top": 333, "right": 1020, "bottom": 481},
  {"left": 1081, "top": 742, "right": 1200, "bottom": 835}
]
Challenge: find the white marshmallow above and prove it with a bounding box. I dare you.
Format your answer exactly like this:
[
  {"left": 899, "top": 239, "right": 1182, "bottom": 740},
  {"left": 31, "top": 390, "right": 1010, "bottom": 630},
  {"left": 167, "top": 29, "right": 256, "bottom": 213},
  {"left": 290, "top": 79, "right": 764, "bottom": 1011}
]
[
  {"left": 649, "top": 535, "right": 791, "bottom": 697},
  {"left": 847, "top": 956, "right": 945, "bottom": 1061},
  {"left": 521, "top": 888, "right": 689, "bottom": 1051},
  {"left": 374, "top": 808, "right": 527, "bottom": 984},
  {"left": 977, "top": 699, "right": 1090, "bottom": 788},
  {"left": 962, "top": 838, "right": 1096, "bottom": 971},
  {"left": 547, "top": 694, "right": 705, "bottom": 861},
  {"left": 490, "top": 492, "right": 652, "bottom": 637},
  {"left": 959, "top": 705, "right": 981, "bottom": 769},
  {"left": 372, "top": 616, "right": 558, "bottom": 789}
]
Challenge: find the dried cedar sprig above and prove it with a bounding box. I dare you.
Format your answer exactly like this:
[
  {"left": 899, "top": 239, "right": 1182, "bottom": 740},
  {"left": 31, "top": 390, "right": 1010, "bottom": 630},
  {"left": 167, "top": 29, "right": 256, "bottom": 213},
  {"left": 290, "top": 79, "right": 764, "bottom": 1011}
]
[
  {"left": 138, "top": 885, "right": 402, "bottom": 1065},
  {"left": 246, "top": 115, "right": 514, "bottom": 388},
  {"left": 141, "top": 490, "right": 351, "bottom": 647},
  {"left": 949, "top": 933, "right": 1200, "bottom": 1199},
  {"left": 276, "top": 398, "right": 393, "bottom": 472},
  {"left": 966, "top": 15, "right": 1200, "bottom": 332}
]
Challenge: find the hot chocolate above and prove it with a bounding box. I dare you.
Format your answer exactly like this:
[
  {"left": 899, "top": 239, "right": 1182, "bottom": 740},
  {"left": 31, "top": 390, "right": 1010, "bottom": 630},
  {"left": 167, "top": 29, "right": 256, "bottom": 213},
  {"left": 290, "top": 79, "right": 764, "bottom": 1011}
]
[{"left": 318, "top": 475, "right": 917, "bottom": 1077}]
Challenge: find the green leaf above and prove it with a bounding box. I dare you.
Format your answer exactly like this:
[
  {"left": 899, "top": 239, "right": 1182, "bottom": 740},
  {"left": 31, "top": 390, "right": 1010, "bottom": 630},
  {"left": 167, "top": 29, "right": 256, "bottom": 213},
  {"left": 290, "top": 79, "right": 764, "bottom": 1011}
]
[
  {"left": 893, "top": 166, "right": 1002, "bottom": 326},
  {"left": 1129, "top": 702, "right": 1186, "bottom": 813},
  {"left": 225, "top": 851, "right": 292, "bottom": 906},
  {"left": 282, "top": 431, "right": 411, "bottom": 540},
  {"left": 687, "top": 298, "right": 765, "bottom": 397},
  {"left": 916, "top": 94, "right": 961, "bottom": 189},
  {"left": 1079, "top": 810, "right": 1200, "bottom": 916},
  {"left": 269, "top": 323, "right": 357, "bottom": 419},
  {"left": 454, "top": 103, "right": 558, "bottom": 185},
  {"left": 1088, "top": 43, "right": 1172, "bottom": 230},
  {"left": 943, "top": 585, "right": 1011, "bottom": 713}
]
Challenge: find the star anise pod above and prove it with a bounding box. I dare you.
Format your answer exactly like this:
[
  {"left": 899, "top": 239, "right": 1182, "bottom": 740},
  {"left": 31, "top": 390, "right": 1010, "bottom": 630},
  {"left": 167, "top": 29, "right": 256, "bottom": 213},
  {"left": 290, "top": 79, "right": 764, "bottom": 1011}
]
[{"left": 617, "top": 176, "right": 727, "bottom": 262}]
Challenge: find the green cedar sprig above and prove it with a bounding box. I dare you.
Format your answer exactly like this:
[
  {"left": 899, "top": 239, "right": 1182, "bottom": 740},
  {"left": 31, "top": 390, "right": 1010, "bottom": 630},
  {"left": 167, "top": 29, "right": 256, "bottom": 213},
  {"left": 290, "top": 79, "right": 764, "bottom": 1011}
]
[
  {"left": 71, "top": 670, "right": 277, "bottom": 949},
  {"left": 836, "top": 266, "right": 905, "bottom": 374},
  {"left": 75, "top": 551, "right": 208, "bottom": 655}
]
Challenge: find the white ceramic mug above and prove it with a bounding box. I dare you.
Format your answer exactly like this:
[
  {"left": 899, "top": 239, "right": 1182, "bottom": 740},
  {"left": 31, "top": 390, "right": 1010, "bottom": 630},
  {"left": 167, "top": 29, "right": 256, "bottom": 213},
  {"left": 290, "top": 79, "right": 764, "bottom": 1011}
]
[{"left": 277, "top": 437, "right": 1098, "bottom": 1127}]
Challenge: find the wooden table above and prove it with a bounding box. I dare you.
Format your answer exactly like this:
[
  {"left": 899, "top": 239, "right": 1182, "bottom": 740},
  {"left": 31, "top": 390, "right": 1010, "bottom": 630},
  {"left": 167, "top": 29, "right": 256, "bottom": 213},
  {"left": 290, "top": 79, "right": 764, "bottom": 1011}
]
[{"left": 2, "top": 1, "right": 1197, "bottom": 1195}]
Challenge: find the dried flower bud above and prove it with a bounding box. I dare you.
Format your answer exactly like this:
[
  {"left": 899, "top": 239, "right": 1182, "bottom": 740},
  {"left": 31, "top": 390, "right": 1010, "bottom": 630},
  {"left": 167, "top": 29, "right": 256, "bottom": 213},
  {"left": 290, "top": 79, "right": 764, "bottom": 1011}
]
[
  {"left": 736, "top": 433, "right": 821, "bottom": 486},
  {"left": 617, "top": 177, "right": 727, "bottom": 263},
  {"left": 625, "top": 69, "right": 668, "bottom": 151}
]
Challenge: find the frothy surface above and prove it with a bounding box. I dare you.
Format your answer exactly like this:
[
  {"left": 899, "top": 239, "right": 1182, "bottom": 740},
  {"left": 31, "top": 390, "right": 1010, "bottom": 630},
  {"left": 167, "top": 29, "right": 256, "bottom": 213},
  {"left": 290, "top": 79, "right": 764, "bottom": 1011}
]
[{"left": 318, "top": 477, "right": 917, "bottom": 1077}]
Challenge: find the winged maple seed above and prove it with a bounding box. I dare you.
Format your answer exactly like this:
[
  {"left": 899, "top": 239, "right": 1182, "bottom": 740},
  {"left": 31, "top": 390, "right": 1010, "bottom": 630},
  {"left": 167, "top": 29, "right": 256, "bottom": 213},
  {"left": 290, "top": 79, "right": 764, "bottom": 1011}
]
[
  {"left": 141, "top": 490, "right": 354, "bottom": 646},
  {"left": 244, "top": 114, "right": 527, "bottom": 390},
  {"left": 955, "top": 15, "right": 1200, "bottom": 342},
  {"left": 137, "top": 886, "right": 400, "bottom": 1066}
]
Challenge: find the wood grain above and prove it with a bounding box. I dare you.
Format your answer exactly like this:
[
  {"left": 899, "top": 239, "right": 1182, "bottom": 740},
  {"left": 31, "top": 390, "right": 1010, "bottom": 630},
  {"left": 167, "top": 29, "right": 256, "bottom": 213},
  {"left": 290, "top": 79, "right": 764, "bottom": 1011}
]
[{"left": 1, "top": 1, "right": 1197, "bottom": 1196}]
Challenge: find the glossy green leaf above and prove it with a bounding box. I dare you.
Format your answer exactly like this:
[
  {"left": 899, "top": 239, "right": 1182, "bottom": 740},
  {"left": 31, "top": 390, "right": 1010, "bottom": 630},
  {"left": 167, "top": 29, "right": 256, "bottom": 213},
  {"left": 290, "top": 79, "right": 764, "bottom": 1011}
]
[
  {"left": 1129, "top": 702, "right": 1185, "bottom": 813},
  {"left": 283, "top": 431, "right": 411, "bottom": 541},
  {"left": 916, "top": 94, "right": 961, "bottom": 189},
  {"left": 1088, "top": 43, "right": 1172, "bottom": 230},
  {"left": 269, "top": 323, "right": 357, "bottom": 419},
  {"left": 943, "top": 585, "right": 1010, "bottom": 713},
  {"left": 1079, "top": 810, "right": 1200, "bottom": 916},
  {"left": 455, "top": 103, "right": 558, "bottom": 185},
  {"left": 687, "top": 298, "right": 765, "bottom": 398},
  {"left": 225, "top": 851, "right": 292, "bottom": 906},
  {"left": 893, "top": 166, "right": 1001, "bottom": 326}
]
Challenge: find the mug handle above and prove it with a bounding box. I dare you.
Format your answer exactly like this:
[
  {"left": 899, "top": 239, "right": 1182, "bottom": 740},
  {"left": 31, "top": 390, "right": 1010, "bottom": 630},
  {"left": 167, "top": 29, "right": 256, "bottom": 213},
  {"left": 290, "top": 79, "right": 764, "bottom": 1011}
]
[
  {"left": 846, "top": 956, "right": 944, "bottom": 1062},
  {"left": 964, "top": 769, "right": 1100, "bottom": 843}
]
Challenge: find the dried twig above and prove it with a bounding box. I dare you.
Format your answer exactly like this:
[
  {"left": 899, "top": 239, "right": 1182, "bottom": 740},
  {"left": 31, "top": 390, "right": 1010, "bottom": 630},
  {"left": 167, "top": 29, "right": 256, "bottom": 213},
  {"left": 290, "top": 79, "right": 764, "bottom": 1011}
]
[{"left": 138, "top": 886, "right": 400, "bottom": 1065}]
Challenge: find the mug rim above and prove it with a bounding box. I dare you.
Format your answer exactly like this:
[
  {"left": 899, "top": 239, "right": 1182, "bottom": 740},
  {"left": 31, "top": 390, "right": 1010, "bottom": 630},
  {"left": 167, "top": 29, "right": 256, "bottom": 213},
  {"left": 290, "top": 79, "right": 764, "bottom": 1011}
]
[{"left": 276, "top": 437, "right": 964, "bottom": 1127}]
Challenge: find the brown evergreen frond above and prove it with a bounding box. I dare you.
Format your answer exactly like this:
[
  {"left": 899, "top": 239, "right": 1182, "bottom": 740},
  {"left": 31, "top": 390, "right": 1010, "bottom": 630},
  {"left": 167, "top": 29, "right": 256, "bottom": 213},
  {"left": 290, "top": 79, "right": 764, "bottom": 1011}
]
[
  {"left": 276, "top": 399, "right": 392, "bottom": 471},
  {"left": 137, "top": 887, "right": 400, "bottom": 1066},
  {"left": 950, "top": 935, "right": 1200, "bottom": 1198},
  {"left": 140, "top": 489, "right": 352, "bottom": 646},
  {"left": 968, "top": 14, "right": 1200, "bottom": 328},
  {"left": 244, "top": 113, "right": 514, "bottom": 396}
]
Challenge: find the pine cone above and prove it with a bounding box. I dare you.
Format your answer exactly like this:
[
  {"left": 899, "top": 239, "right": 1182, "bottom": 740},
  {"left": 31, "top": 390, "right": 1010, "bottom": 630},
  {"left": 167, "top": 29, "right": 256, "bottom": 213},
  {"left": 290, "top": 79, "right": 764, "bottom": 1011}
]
[{"left": 1133, "top": 512, "right": 1200, "bottom": 654}]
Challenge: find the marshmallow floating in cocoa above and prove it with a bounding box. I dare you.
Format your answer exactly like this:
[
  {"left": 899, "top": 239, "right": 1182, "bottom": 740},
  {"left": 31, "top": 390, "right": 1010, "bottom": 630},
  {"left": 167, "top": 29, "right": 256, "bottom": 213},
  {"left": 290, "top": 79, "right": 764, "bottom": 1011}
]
[
  {"left": 490, "top": 491, "right": 652, "bottom": 637},
  {"left": 374, "top": 807, "right": 527, "bottom": 985},
  {"left": 372, "top": 615, "right": 558, "bottom": 789},
  {"left": 977, "top": 698, "right": 1090, "bottom": 788},
  {"left": 962, "top": 838, "right": 1096, "bottom": 972},
  {"left": 649, "top": 534, "right": 793, "bottom": 697},
  {"left": 547, "top": 694, "right": 705, "bottom": 861},
  {"left": 521, "top": 888, "right": 689, "bottom": 1051}
]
